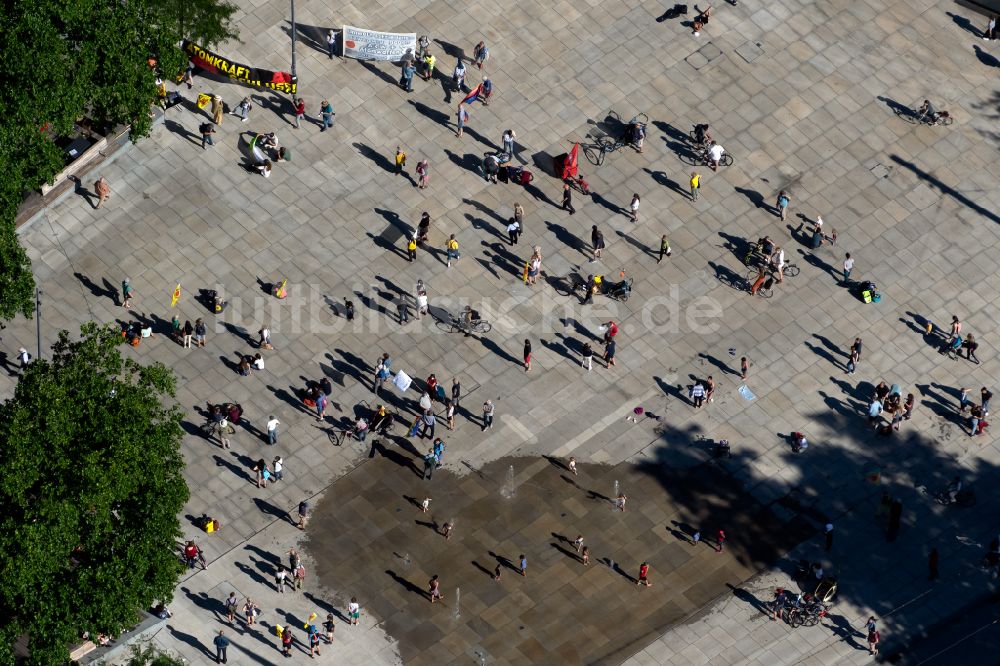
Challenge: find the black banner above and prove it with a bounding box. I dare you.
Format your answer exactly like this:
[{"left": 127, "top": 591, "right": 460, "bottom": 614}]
[{"left": 183, "top": 40, "right": 297, "bottom": 95}]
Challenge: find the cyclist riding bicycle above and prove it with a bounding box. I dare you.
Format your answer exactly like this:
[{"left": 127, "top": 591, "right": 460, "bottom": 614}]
[{"left": 917, "top": 100, "right": 939, "bottom": 124}]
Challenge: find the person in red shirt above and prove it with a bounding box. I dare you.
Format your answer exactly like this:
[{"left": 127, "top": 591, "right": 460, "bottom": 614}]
[
  {"left": 426, "top": 374, "right": 439, "bottom": 400},
  {"left": 603, "top": 320, "right": 619, "bottom": 343},
  {"left": 183, "top": 541, "right": 200, "bottom": 569},
  {"left": 716, "top": 530, "right": 726, "bottom": 553},
  {"left": 637, "top": 562, "right": 651, "bottom": 587},
  {"left": 293, "top": 98, "right": 306, "bottom": 129}
]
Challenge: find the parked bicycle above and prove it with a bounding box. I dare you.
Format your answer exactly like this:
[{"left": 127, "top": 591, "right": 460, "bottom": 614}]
[{"left": 583, "top": 111, "right": 648, "bottom": 165}]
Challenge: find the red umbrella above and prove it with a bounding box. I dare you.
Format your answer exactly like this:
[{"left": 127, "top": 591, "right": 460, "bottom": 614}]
[{"left": 562, "top": 143, "right": 579, "bottom": 179}]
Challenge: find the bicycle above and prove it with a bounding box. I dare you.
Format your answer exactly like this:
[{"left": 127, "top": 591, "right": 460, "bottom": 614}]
[
  {"left": 360, "top": 401, "right": 400, "bottom": 437},
  {"left": 439, "top": 315, "right": 492, "bottom": 335},
  {"left": 327, "top": 427, "right": 355, "bottom": 447},
  {"left": 745, "top": 271, "right": 775, "bottom": 298},
  {"left": 584, "top": 111, "right": 648, "bottom": 165}
]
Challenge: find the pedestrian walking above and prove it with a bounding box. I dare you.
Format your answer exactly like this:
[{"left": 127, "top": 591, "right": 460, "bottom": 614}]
[
  {"left": 985, "top": 14, "right": 998, "bottom": 39},
  {"left": 232, "top": 96, "right": 251, "bottom": 121},
  {"left": 288, "top": 547, "right": 301, "bottom": 570},
  {"left": 843, "top": 253, "right": 854, "bottom": 284},
  {"left": 519, "top": 554, "right": 527, "bottom": 576},
  {"left": 320, "top": 99, "right": 335, "bottom": 131},
  {"left": 442, "top": 522, "right": 453, "bottom": 539},
  {"left": 473, "top": 41, "right": 490, "bottom": 69},
  {"left": 214, "top": 630, "right": 230, "bottom": 664},
  {"left": 297, "top": 500, "right": 310, "bottom": 529},
  {"left": 982, "top": 387, "right": 993, "bottom": 415},
  {"left": 401, "top": 59, "right": 416, "bottom": 92},
  {"left": 272, "top": 456, "right": 283, "bottom": 481},
  {"left": 326, "top": 29, "right": 336, "bottom": 58},
  {"left": 375, "top": 353, "right": 392, "bottom": 393},
  {"left": 422, "top": 449, "right": 438, "bottom": 480},
  {"left": 452, "top": 59, "right": 467, "bottom": 92},
  {"left": 293, "top": 97, "right": 305, "bottom": 129},
  {"left": 776, "top": 190, "right": 790, "bottom": 220},
  {"left": 396, "top": 296, "right": 409, "bottom": 324},
  {"left": 210, "top": 94, "right": 224, "bottom": 125},
  {"left": 690, "top": 381, "right": 706, "bottom": 407},
  {"left": 604, "top": 339, "right": 617, "bottom": 367},
  {"left": 482, "top": 399, "right": 495, "bottom": 430},
  {"left": 416, "top": 159, "right": 429, "bottom": 188},
  {"left": 581, "top": 545, "right": 590, "bottom": 565},
  {"left": 267, "top": 414, "right": 281, "bottom": 446},
  {"left": 281, "top": 627, "right": 294, "bottom": 656},
  {"left": 406, "top": 234, "right": 418, "bottom": 261},
  {"left": 315, "top": 390, "right": 327, "bottom": 421},
  {"left": 526, "top": 248, "right": 542, "bottom": 285},
  {"left": 243, "top": 598, "right": 258, "bottom": 625},
  {"left": 846, "top": 344, "right": 860, "bottom": 374},
  {"left": 507, "top": 218, "right": 520, "bottom": 245},
  {"left": 456, "top": 104, "right": 469, "bottom": 138},
  {"left": 964, "top": 334, "right": 980, "bottom": 363},
  {"left": 422, "top": 51, "right": 436, "bottom": 80},
  {"left": 308, "top": 627, "right": 321, "bottom": 657},
  {"left": 348, "top": 598, "right": 361, "bottom": 625},
  {"left": 740, "top": 357, "right": 749, "bottom": 380},
  {"left": 395, "top": 146, "right": 407, "bottom": 174},
  {"left": 705, "top": 375, "right": 716, "bottom": 403},
  {"left": 616, "top": 492, "right": 627, "bottom": 511},
  {"left": 929, "top": 547, "right": 939, "bottom": 581},
  {"left": 581, "top": 343, "right": 594, "bottom": 371},
  {"left": 867, "top": 626, "right": 880, "bottom": 656},
  {"left": 629, "top": 193, "right": 640, "bottom": 222},
  {"left": 903, "top": 393, "right": 915, "bottom": 421},
  {"left": 323, "top": 614, "right": 335, "bottom": 643},
  {"left": 194, "top": 318, "right": 207, "bottom": 347},
  {"left": 562, "top": 182, "right": 575, "bottom": 215},
  {"left": 658, "top": 234, "right": 672, "bottom": 263},
  {"left": 493, "top": 564, "right": 502, "bottom": 581},
  {"left": 868, "top": 398, "right": 883, "bottom": 426},
  {"left": 446, "top": 234, "right": 460, "bottom": 266},
  {"left": 716, "top": 529, "right": 726, "bottom": 553},
  {"left": 275, "top": 565, "right": 288, "bottom": 592},
  {"left": 121, "top": 278, "right": 134, "bottom": 308},
  {"left": 253, "top": 459, "right": 270, "bottom": 488},
  {"left": 824, "top": 523, "right": 833, "bottom": 551},
  {"left": 429, "top": 575, "right": 443, "bottom": 602},
  {"left": 94, "top": 176, "right": 111, "bottom": 208},
  {"left": 502, "top": 129, "right": 515, "bottom": 156},
  {"left": 225, "top": 593, "right": 239, "bottom": 623},
  {"left": 573, "top": 535, "right": 584, "bottom": 552},
  {"left": 591, "top": 226, "right": 605, "bottom": 262},
  {"left": 523, "top": 339, "right": 532, "bottom": 371},
  {"left": 513, "top": 202, "right": 525, "bottom": 231},
  {"left": 420, "top": 412, "right": 436, "bottom": 438},
  {"left": 637, "top": 562, "right": 652, "bottom": 587},
  {"left": 421, "top": 497, "right": 431, "bottom": 513},
  {"left": 690, "top": 172, "right": 700, "bottom": 200}
]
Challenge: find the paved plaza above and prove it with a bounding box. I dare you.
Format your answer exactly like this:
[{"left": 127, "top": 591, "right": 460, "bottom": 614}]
[{"left": 5, "top": 0, "right": 1000, "bottom": 663}]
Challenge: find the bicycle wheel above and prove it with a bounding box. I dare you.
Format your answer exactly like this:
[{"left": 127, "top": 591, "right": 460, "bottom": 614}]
[
  {"left": 784, "top": 264, "right": 801, "bottom": 277},
  {"left": 939, "top": 115, "right": 955, "bottom": 126},
  {"left": 635, "top": 112, "right": 649, "bottom": 124},
  {"left": 758, "top": 285, "right": 774, "bottom": 299},
  {"left": 802, "top": 613, "right": 820, "bottom": 627},
  {"left": 788, "top": 611, "right": 802, "bottom": 628},
  {"left": 721, "top": 153, "right": 734, "bottom": 167},
  {"left": 474, "top": 321, "right": 492, "bottom": 334}
]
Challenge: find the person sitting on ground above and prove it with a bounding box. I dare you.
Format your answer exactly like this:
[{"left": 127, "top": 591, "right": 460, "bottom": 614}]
[
  {"left": 353, "top": 416, "right": 369, "bottom": 441},
  {"left": 260, "top": 132, "right": 279, "bottom": 150},
  {"left": 947, "top": 476, "right": 963, "bottom": 503},
  {"left": 140, "top": 323, "right": 154, "bottom": 338},
  {"left": 252, "top": 353, "right": 265, "bottom": 371},
  {"left": 791, "top": 431, "right": 809, "bottom": 453},
  {"left": 256, "top": 159, "right": 272, "bottom": 178},
  {"left": 692, "top": 6, "right": 712, "bottom": 35},
  {"left": 238, "top": 355, "right": 252, "bottom": 376},
  {"left": 320, "top": 377, "right": 333, "bottom": 396}
]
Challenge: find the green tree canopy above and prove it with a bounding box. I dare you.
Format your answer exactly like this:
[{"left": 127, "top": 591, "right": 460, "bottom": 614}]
[
  {"left": 0, "top": 0, "right": 239, "bottom": 320},
  {"left": 0, "top": 323, "right": 190, "bottom": 665}
]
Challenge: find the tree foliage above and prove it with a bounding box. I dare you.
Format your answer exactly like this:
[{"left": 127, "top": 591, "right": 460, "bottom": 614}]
[
  {"left": 126, "top": 642, "right": 188, "bottom": 666},
  {"left": 0, "top": 324, "right": 189, "bottom": 665},
  {"left": 0, "top": 0, "right": 239, "bottom": 321}
]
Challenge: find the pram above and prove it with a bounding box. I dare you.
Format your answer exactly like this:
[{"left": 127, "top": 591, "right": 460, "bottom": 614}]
[{"left": 600, "top": 276, "right": 633, "bottom": 302}]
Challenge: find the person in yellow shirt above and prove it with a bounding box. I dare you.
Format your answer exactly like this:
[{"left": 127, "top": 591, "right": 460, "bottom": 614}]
[
  {"left": 690, "top": 171, "right": 701, "bottom": 201},
  {"left": 422, "top": 53, "right": 436, "bottom": 80},
  {"left": 395, "top": 146, "right": 406, "bottom": 174},
  {"left": 407, "top": 235, "right": 417, "bottom": 262},
  {"left": 446, "top": 235, "right": 460, "bottom": 267}
]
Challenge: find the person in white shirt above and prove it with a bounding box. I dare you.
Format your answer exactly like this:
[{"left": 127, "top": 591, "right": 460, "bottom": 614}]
[
  {"left": 252, "top": 353, "right": 265, "bottom": 370},
  {"left": 772, "top": 246, "right": 785, "bottom": 282},
  {"left": 273, "top": 456, "right": 284, "bottom": 481},
  {"left": 267, "top": 416, "right": 280, "bottom": 445},
  {"left": 416, "top": 290, "right": 428, "bottom": 318},
  {"left": 843, "top": 252, "right": 854, "bottom": 284},
  {"left": 326, "top": 30, "right": 336, "bottom": 59},
  {"left": 708, "top": 142, "right": 725, "bottom": 171}
]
